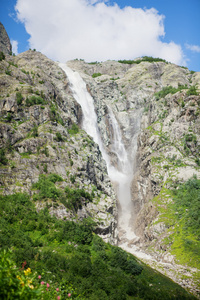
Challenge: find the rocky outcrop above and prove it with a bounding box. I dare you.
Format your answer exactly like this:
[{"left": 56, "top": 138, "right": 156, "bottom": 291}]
[
  {"left": 66, "top": 59, "right": 200, "bottom": 297},
  {"left": 0, "top": 23, "right": 12, "bottom": 55},
  {"left": 0, "top": 51, "right": 117, "bottom": 244}
]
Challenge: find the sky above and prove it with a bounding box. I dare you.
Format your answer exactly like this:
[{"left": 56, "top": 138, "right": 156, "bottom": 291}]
[{"left": 0, "top": 0, "right": 200, "bottom": 71}]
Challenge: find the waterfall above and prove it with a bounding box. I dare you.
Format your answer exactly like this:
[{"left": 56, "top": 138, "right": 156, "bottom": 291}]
[
  {"left": 59, "top": 62, "right": 152, "bottom": 260},
  {"left": 59, "top": 63, "right": 110, "bottom": 165}
]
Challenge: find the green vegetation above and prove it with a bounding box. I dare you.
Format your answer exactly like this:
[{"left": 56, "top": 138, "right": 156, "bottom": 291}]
[
  {"left": 153, "top": 177, "right": 200, "bottom": 270},
  {"left": 92, "top": 73, "right": 102, "bottom": 78},
  {"left": 49, "top": 104, "right": 64, "bottom": 126},
  {"left": 26, "top": 95, "right": 47, "bottom": 106},
  {"left": 173, "top": 177, "right": 200, "bottom": 240},
  {"left": 6, "top": 112, "right": 12, "bottom": 122},
  {"left": 118, "top": 56, "right": 167, "bottom": 64},
  {"left": 21, "top": 68, "right": 29, "bottom": 75},
  {"left": 8, "top": 61, "right": 18, "bottom": 68},
  {"left": 5, "top": 68, "right": 12, "bottom": 76},
  {"left": 183, "top": 133, "right": 198, "bottom": 156},
  {"left": 110, "top": 77, "right": 120, "bottom": 80},
  {"left": 16, "top": 92, "right": 23, "bottom": 105},
  {"left": 63, "top": 186, "right": 93, "bottom": 211},
  {"left": 0, "top": 191, "right": 196, "bottom": 299},
  {"left": 55, "top": 132, "right": 64, "bottom": 142},
  {"left": 32, "top": 124, "right": 38, "bottom": 137},
  {"left": 0, "top": 51, "right": 5, "bottom": 61},
  {"left": 68, "top": 123, "right": 79, "bottom": 135},
  {"left": 186, "top": 85, "right": 199, "bottom": 96},
  {"left": 88, "top": 61, "right": 99, "bottom": 65},
  {"left": 41, "top": 146, "right": 49, "bottom": 157},
  {"left": 0, "top": 148, "right": 8, "bottom": 165},
  {"left": 32, "top": 173, "right": 63, "bottom": 202},
  {"left": 154, "top": 84, "right": 188, "bottom": 100}
]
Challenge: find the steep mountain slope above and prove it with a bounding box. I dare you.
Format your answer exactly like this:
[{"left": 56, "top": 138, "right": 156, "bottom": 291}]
[
  {"left": 0, "top": 28, "right": 200, "bottom": 297},
  {"left": 66, "top": 58, "right": 200, "bottom": 296},
  {"left": 0, "top": 22, "right": 12, "bottom": 55},
  {"left": 0, "top": 50, "right": 117, "bottom": 243}
]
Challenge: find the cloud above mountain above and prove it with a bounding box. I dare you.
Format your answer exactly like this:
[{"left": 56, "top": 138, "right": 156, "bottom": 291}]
[{"left": 15, "top": 0, "right": 185, "bottom": 64}]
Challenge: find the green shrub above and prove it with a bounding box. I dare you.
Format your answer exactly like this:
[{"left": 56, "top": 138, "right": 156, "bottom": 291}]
[
  {"left": 92, "top": 73, "right": 102, "bottom": 78},
  {"left": 32, "top": 174, "right": 63, "bottom": 201},
  {"left": 55, "top": 132, "right": 64, "bottom": 142},
  {"left": 41, "top": 146, "right": 49, "bottom": 157},
  {"left": 43, "top": 164, "right": 48, "bottom": 173},
  {"left": 0, "top": 250, "right": 43, "bottom": 299},
  {"left": 6, "top": 112, "right": 12, "bottom": 122},
  {"left": 16, "top": 92, "right": 23, "bottom": 105},
  {"left": 9, "top": 61, "right": 18, "bottom": 68},
  {"left": 21, "top": 68, "right": 29, "bottom": 74},
  {"left": 0, "top": 192, "right": 196, "bottom": 300},
  {"left": 63, "top": 186, "right": 93, "bottom": 211},
  {"left": 195, "top": 157, "right": 200, "bottom": 166},
  {"left": 70, "top": 175, "right": 76, "bottom": 183},
  {"left": 48, "top": 173, "right": 63, "bottom": 183},
  {"left": 26, "top": 95, "right": 46, "bottom": 106},
  {"left": 0, "top": 51, "right": 5, "bottom": 61},
  {"left": 68, "top": 123, "right": 79, "bottom": 135},
  {"left": 154, "top": 84, "right": 188, "bottom": 100},
  {"left": 5, "top": 69, "right": 11, "bottom": 76},
  {"left": 172, "top": 177, "right": 200, "bottom": 244},
  {"left": 186, "top": 85, "right": 199, "bottom": 96},
  {"left": 118, "top": 56, "right": 167, "bottom": 64},
  {"left": 185, "top": 133, "right": 197, "bottom": 143},
  {"left": 32, "top": 124, "right": 38, "bottom": 137},
  {"left": 0, "top": 148, "right": 8, "bottom": 165}
]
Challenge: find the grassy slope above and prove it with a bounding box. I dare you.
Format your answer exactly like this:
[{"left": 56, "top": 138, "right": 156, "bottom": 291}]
[{"left": 0, "top": 176, "right": 197, "bottom": 299}]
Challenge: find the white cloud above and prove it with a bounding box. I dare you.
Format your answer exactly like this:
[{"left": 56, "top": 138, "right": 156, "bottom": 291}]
[
  {"left": 11, "top": 39, "right": 19, "bottom": 55},
  {"left": 185, "top": 43, "right": 200, "bottom": 53},
  {"left": 15, "top": 0, "right": 185, "bottom": 65}
]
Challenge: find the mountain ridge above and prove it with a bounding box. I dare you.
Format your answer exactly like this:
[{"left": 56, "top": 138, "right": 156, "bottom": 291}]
[{"left": 0, "top": 24, "right": 200, "bottom": 298}]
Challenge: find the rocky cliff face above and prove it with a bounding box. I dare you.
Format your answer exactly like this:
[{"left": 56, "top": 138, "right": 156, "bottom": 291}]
[
  {"left": 0, "top": 23, "right": 12, "bottom": 55},
  {"left": 65, "top": 59, "right": 200, "bottom": 297},
  {"left": 0, "top": 50, "right": 117, "bottom": 244},
  {"left": 0, "top": 27, "right": 200, "bottom": 296}
]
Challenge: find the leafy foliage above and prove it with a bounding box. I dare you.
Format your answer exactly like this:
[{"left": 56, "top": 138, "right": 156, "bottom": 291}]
[
  {"left": 186, "top": 85, "right": 199, "bottom": 96},
  {"left": 0, "top": 51, "right": 5, "bottom": 61},
  {"left": 92, "top": 73, "right": 102, "bottom": 78},
  {"left": 55, "top": 132, "right": 64, "bottom": 142},
  {"left": 153, "top": 178, "right": 200, "bottom": 270},
  {"left": 118, "top": 56, "right": 167, "bottom": 64},
  {"left": 63, "top": 186, "right": 93, "bottom": 211},
  {"left": 16, "top": 92, "right": 23, "bottom": 105},
  {"left": 26, "top": 95, "right": 46, "bottom": 106},
  {"left": 0, "top": 191, "right": 196, "bottom": 299},
  {"left": 0, "top": 148, "right": 8, "bottom": 165},
  {"left": 32, "top": 174, "right": 63, "bottom": 201},
  {"left": 172, "top": 177, "right": 200, "bottom": 239},
  {"left": 68, "top": 123, "right": 79, "bottom": 135},
  {"left": 154, "top": 84, "right": 188, "bottom": 100}
]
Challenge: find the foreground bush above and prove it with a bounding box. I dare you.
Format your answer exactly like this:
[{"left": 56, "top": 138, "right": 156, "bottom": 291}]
[{"left": 0, "top": 190, "right": 197, "bottom": 299}]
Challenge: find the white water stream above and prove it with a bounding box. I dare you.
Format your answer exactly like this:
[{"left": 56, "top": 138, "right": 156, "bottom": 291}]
[{"left": 59, "top": 63, "right": 153, "bottom": 261}]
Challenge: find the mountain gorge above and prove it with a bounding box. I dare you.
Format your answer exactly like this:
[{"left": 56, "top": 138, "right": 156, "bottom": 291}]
[{"left": 0, "top": 23, "right": 200, "bottom": 299}]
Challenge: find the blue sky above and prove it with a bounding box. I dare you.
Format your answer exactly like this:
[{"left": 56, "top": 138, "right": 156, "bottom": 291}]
[{"left": 1, "top": 0, "right": 200, "bottom": 71}]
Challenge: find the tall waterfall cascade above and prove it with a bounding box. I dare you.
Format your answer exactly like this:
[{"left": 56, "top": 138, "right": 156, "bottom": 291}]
[{"left": 59, "top": 63, "right": 152, "bottom": 260}]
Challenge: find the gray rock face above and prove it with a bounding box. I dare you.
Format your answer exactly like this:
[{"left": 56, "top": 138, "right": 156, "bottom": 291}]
[
  {"left": 0, "top": 51, "right": 117, "bottom": 244},
  {"left": 66, "top": 59, "right": 200, "bottom": 297},
  {"left": 0, "top": 22, "right": 12, "bottom": 55}
]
